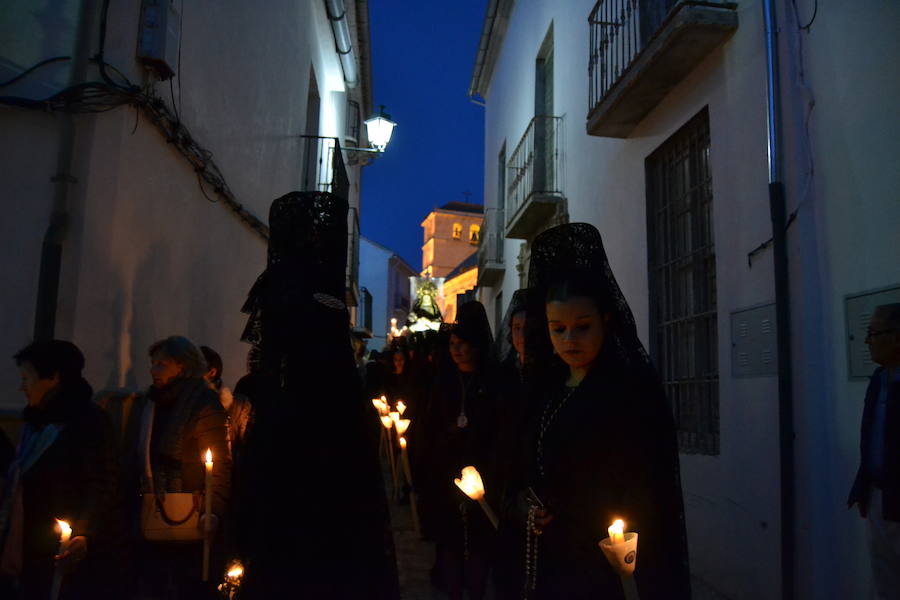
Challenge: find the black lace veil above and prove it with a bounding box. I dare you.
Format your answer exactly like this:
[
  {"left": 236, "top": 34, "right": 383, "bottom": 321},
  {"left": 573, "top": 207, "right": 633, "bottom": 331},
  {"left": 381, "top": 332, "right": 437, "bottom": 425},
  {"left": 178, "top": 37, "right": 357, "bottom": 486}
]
[
  {"left": 494, "top": 287, "right": 538, "bottom": 365},
  {"left": 525, "top": 222, "right": 653, "bottom": 377}
]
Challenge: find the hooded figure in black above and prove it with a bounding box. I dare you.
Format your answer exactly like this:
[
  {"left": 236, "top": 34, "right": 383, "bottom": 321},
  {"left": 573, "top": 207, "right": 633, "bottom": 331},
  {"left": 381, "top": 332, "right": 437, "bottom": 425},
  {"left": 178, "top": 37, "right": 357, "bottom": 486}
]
[
  {"left": 509, "top": 223, "right": 691, "bottom": 600},
  {"left": 236, "top": 191, "right": 399, "bottom": 599},
  {"left": 419, "top": 301, "right": 499, "bottom": 600}
]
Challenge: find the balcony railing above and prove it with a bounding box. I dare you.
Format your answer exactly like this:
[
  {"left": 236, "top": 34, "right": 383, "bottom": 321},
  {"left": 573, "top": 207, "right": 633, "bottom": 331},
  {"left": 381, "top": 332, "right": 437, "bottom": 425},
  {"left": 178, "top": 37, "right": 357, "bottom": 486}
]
[
  {"left": 477, "top": 207, "right": 505, "bottom": 287},
  {"left": 505, "top": 115, "right": 564, "bottom": 240},
  {"left": 346, "top": 206, "right": 360, "bottom": 307},
  {"left": 587, "top": 0, "right": 737, "bottom": 137},
  {"left": 300, "top": 135, "right": 350, "bottom": 201}
]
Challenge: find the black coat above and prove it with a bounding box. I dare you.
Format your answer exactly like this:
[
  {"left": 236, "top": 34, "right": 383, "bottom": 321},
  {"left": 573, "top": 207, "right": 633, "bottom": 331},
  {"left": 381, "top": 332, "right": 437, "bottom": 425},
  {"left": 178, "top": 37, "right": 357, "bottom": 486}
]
[
  {"left": 848, "top": 367, "right": 900, "bottom": 521},
  {"left": 11, "top": 382, "right": 122, "bottom": 599},
  {"left": 513, "top": 356, "right": 691, "bottom": 600}
]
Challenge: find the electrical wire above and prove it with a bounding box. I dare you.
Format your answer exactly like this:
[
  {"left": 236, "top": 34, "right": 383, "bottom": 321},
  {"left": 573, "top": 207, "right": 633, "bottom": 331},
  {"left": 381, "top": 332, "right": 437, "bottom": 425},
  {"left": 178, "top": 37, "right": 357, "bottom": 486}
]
[
  {"left": 796, "top": 0, "right": 818, "bottom": 31},
  {"left": 0, "top": 56, "right": 71, "bottom": 88}
]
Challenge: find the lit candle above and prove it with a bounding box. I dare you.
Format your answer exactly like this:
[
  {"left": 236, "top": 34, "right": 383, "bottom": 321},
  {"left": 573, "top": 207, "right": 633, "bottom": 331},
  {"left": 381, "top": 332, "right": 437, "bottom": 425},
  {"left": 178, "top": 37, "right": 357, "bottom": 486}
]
[
  {"left": 396, "top": 400, "right": 407, "bottom": 415},
  {"left": 395, "top": 418, "right": 410, "bottom": 437},
  {"left": 50, "top": 520, "right": 72, "bottom": 600},
  {"left": 202, "top": 449, "right": 213, "bottom": 582},
  {"left": 389, "top": 411, "right": 400, "bottom": 425},
  {"left": 398, "top": 437, "right": 421, "bottom": 535},
  {"left": 380, "top": 415, "right": 398, "bottom": 498},
  {"left": 599, "top": 518, "right": 640, "bottom": 600},
  {"left": 453, "top": 466, "right": 498, "bottom": 529},
  {"left": 609, "top": 518, "right": 625, "bottom": 544},
  {"left": 218, "top": 560, "right": 245, "bottom": 600}
]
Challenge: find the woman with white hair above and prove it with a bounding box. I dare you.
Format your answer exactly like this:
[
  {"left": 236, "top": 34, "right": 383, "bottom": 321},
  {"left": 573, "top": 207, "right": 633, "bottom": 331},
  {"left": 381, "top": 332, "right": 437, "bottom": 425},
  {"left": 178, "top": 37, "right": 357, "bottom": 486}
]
[{"left": 137, "top": 335, "right": 231, "bottom": 599}]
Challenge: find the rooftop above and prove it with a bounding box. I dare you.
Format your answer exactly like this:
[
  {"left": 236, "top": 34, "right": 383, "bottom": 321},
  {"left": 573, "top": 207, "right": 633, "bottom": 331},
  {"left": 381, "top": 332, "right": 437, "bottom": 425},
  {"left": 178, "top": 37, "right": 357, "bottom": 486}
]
[{"left": 438, "top": 201, "right": 484, "bottom": 215}]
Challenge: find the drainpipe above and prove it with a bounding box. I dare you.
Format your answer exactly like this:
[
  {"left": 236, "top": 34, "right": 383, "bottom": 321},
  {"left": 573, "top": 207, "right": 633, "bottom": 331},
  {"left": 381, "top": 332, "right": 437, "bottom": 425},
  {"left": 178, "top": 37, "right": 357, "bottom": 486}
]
[
  {"left": 324, "top": 0, "right": 359, "bottom": 89},
  {"left": 34, "top": 0, "right": 97, "bottom": 340},
  {"left": 763, "top": 1, "right": 794, "bottom": 599}
]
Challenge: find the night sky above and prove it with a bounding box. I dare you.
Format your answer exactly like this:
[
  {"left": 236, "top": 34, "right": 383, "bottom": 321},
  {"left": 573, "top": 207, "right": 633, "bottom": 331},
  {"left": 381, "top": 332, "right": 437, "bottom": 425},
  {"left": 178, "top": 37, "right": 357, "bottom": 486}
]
[{"left": 362, "top": 1, "right": 487, "bottom": 270}]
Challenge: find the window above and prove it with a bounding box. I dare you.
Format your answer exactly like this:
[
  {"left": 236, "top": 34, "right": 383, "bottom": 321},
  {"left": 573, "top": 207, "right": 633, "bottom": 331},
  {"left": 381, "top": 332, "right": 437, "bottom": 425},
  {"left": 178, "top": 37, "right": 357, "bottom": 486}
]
[
  {"left": 452, "top": 223, "right": 462, "bottom": 239},
  {"left": 469, "top": 224, "right": 481, "bottom": 244},
  {"left": 346, "top": 99, "right": 361, "bottom": 143},
  {"left": 646, "top": 108, "right": 718, "bottom": 455}
]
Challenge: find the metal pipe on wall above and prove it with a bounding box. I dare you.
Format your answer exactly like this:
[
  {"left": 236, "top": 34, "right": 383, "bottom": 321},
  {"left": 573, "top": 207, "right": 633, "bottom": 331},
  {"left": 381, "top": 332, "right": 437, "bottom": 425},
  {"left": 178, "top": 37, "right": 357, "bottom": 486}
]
[
  {"left": 34, "top": 0, "right": 98, "bottom": 340},
  {"left": 763, "top": 1, "right": 795, "bottom": 598},
  {"left": 325, "top": 0, "right": 359, "bottom": 89}
]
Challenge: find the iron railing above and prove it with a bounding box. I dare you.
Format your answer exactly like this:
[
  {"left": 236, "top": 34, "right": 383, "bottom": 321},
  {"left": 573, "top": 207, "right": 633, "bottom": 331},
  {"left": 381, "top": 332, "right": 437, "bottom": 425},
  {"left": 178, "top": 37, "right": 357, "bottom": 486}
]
[
  {"left": 300, "top": 135, "right": 350, "bottom": 201},
  {"left": 588, "top": 0, "right": 681, "bottom": 109},
  {"left": 478, "top": 207, "right": 504, "bottom": 268},
  {"left": 505, "top": 115, "right": 563, "bottom": 228},
  {"left": 346, "top": 206, "right": 360, "bottom": 306}
]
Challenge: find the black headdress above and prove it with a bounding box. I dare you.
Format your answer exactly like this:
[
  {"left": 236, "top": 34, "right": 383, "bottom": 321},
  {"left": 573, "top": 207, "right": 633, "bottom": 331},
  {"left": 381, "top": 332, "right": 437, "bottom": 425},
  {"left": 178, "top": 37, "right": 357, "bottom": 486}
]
[
  {"left": 450, "top": 300, "right": 494, "bottom": 362},
  {"left": 526, "top": 222, "right": 652, "bottom": 374},
  {"left": 240, "top": 191, "right": 350, "bottom": 379}
]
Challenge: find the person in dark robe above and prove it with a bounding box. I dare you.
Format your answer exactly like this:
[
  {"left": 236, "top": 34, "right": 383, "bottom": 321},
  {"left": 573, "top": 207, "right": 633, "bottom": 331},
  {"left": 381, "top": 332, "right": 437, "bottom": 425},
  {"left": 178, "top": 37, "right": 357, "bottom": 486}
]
[
  {"left": 507, "top": 223, "right": 691, "bottom": 600},
  {"left": 491, "top": 288, "right": 538, "bottom": 600},
  {"left": 419, "top": 301, "right": 499, "bottom": 600},
  {"left": 0, "top": 340, "right": 122, "bottom": 599},
  {"left": 236, "top": 191, "right": 399, "bottom": 599}
]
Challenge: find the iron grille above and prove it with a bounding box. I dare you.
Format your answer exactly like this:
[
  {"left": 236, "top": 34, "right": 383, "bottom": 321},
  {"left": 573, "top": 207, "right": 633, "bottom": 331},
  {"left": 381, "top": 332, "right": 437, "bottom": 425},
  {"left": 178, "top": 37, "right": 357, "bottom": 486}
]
[
  {"left": 300, "top": 135, "right": 349, "bottom": 201},
  {"left": 646, "top": 108, "right": 718, "bottom": 455},
  {"left": 588, "top": 0, "right": 682, "bottom": 110},
  {"left": 346, "top": 100, "right": 361, "bottom": 143},
  {"left": 505, "top": 115, "right": 563, "bottom": 228}
]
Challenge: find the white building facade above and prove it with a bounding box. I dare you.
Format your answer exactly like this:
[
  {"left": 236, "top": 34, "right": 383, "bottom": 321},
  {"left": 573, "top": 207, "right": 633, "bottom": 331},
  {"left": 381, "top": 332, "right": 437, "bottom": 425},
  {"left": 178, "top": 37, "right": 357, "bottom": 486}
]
[
  {"left": 472, "top": 1, "right": 900, "bottom": 598},
  {"left": 0, "top": 0, "right": 374, "bottom": 406},
  {"left": 359, "top": 236, "right": 417, "bottom": 350}
]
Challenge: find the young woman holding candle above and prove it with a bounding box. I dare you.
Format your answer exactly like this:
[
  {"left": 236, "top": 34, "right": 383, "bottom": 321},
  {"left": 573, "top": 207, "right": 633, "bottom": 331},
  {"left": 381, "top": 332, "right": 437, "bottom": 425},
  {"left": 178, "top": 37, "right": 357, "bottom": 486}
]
[
  {"left": 419, "top": 301, "right": 499, "bottom": 600},
  {"left": 510, "top": 223, "right": 691, "bottom": 600}
]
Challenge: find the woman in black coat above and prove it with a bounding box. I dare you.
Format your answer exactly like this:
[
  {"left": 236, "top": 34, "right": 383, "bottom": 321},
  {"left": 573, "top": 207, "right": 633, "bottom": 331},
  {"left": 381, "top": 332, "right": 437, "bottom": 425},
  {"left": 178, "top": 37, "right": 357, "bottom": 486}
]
[
  {"left": 419, "top": 302, "right": 499, "bottom": 600},
  {"left": 508, "top": 224, "right": 691, "bottom": 600},
  {"left": 0, "top": 340, "right": 120, "bottom": 599}
]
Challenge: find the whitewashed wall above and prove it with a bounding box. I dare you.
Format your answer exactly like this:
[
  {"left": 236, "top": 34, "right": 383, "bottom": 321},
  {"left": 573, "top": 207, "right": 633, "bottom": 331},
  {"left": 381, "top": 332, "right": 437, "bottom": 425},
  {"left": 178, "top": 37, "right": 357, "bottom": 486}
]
[{"left": 478, "top": 0, "right": 900, "bottom": 597}]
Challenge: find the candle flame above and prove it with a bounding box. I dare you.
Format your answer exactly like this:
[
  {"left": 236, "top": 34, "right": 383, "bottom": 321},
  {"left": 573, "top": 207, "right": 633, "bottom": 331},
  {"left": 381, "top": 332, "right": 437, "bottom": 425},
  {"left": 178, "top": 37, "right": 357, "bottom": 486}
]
[
  {"left": 609, "top": 518, "right": 625, "bottom": 535},
  {"left": 55, "top": 519, "right": 71, "bottom": 538},
  {"left": 380, "top": 415, "right": 393, "bottom": 429},
  {"left": 227, "top": 562, "right": 244, "bottom": 579},
  {"left": 395, "top": 419, "right": 411, "bottom": 436},
  {"left": 389, "top": 411, "right": 400, "bottom": 424},
  {"left": 396, "top": 400, "right": 406, "bottom": 415},
  {"left": 454, "top": 465, "right": 486, "bottom": 500},
  {"left": 205, "top": 449, "right": 213, "bottom": 464},
  {"left": 399, "top": 437, "right": 407, "bottom": 449}
]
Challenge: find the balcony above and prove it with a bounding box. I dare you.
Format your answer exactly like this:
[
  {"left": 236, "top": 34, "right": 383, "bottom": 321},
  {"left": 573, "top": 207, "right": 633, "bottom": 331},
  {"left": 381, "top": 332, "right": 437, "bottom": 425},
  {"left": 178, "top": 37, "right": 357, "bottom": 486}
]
[
  {"left": 587, "top": 0, "right": 738, "bottom": 138},
  {"left": 346, "top": 206, "right": 360, "bottom": 307},
  {"left": 505, "top": 116, "right": 564, "bottom": 240},
  {"left": 300, "top": 135, "right": 350, "bottom": 201},
  {"left": 477, "top": 207, "right": 505, "bottom": 287}
]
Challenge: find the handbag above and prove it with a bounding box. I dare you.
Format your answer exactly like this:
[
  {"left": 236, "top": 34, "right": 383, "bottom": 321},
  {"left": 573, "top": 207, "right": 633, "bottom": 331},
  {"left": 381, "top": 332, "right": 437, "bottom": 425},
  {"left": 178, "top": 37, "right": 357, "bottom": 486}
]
[{"left": 138, "top": 400, "right": 205, "bottom": 542}]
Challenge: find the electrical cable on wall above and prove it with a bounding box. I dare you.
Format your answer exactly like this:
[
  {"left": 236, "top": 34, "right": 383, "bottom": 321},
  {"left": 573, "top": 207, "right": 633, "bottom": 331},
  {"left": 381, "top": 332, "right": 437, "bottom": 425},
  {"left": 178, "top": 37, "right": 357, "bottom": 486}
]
[{"left": 0, "top": 1, "right": 269, "bottom": 241}]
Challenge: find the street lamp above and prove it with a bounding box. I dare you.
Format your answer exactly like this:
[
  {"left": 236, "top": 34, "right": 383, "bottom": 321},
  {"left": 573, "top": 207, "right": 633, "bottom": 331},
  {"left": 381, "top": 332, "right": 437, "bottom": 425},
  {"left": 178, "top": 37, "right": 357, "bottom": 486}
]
[{"left": 345, "top": 105, "right": 396, "bottom": 162}]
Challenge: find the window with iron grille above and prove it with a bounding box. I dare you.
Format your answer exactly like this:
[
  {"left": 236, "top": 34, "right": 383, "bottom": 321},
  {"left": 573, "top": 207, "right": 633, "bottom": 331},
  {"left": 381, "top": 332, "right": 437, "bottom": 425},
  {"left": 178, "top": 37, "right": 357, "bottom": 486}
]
[
  {"left": 646, "top": 107, "right": 719, "bottom": 455},
  {"left": 346, "top": 100, "right": 361, "bottom": 143}
]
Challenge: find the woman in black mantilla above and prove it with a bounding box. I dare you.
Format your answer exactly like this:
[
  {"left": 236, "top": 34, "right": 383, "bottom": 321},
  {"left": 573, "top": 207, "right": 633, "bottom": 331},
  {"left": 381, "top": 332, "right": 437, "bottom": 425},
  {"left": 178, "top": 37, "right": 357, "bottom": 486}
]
[
  {"left": 236, "top": 191, "right": 398, "bottom": 599},
  {"left": 511, "top": 223, "right": 690, "bottom": 599},
  {"left": 419, "top": 301, "right": 499, "bottom": 600}
]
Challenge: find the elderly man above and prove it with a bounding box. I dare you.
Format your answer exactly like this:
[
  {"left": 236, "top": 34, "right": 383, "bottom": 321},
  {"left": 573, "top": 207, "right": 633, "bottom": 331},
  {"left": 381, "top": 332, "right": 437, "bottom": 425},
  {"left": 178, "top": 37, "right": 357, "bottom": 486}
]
[{"left": 849, "top": 303, "right": 900, "bottom": 600}]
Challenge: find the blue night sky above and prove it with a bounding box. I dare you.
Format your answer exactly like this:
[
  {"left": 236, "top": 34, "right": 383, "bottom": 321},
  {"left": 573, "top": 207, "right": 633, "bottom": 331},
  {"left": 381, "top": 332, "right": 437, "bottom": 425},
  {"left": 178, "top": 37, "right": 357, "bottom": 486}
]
[{"left": 361, "top": 1, "right": 487, "bottom": 270}]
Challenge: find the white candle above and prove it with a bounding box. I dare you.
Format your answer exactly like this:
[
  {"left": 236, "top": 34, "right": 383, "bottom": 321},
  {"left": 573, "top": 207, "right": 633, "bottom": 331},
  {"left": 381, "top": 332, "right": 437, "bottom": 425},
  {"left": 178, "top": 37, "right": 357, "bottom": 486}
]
[
  {"left": 203, "top": 449, "right": 213, "bottom": 581},
  {"left": 396, "top": 400, "right": 407, "bottom": 415},
  {"left": 453, "top": 466, "right": 498, "bottom": 529},
  {"left": 51, "top": 520, "right": 71, "bottom": 600}
]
